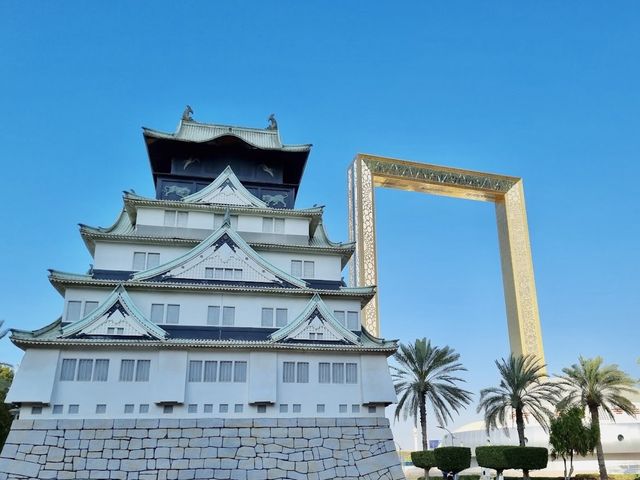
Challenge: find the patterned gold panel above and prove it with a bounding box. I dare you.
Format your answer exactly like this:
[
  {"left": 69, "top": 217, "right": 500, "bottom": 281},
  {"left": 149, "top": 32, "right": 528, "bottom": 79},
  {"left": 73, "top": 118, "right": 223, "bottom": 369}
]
[{"left": 348, "top": 154, "right": 545, "bottom": 364}]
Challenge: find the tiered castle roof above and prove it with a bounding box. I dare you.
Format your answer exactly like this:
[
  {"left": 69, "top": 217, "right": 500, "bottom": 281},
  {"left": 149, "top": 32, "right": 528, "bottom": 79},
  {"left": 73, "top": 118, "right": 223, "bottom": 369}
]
[{"left": 13, "top": 115, "right": 395, "bottom": 355}]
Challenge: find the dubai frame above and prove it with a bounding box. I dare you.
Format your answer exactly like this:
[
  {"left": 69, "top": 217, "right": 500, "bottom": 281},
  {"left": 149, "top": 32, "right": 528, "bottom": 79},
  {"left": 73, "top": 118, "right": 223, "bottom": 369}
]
[{"left": 348, "top": 154, "right": 545, "bottom": 362}]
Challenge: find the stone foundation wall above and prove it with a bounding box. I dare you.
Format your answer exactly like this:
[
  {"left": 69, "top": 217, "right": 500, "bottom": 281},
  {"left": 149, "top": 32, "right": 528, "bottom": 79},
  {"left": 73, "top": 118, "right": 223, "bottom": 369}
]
[{"left": 0, "top": 417, "right": 405, "bottom": 480}]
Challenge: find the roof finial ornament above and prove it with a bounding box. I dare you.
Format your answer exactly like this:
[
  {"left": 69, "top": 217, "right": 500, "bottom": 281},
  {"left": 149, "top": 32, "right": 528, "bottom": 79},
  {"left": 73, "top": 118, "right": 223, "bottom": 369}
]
[
  {"left": 182, "top": 105, "right": 194, "bottom": 122},
  {"left": 222, "top": 206, "right": 231, "bottom": 228},
  {"left": 267, "top": 113, "right": 278, "bottom": 130}
]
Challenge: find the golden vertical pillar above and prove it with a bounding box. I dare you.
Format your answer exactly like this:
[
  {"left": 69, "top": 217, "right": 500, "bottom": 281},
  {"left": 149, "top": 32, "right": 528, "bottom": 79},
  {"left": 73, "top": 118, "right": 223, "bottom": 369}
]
[{"left": 348, "top": 154, "right": 546, "bottom": 363}]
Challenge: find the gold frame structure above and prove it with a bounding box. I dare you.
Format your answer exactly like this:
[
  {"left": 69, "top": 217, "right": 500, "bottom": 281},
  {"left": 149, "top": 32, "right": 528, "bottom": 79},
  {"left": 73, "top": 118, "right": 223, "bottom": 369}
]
[{"left": 348, "top": 153, "right": 545, "bottom": 361}]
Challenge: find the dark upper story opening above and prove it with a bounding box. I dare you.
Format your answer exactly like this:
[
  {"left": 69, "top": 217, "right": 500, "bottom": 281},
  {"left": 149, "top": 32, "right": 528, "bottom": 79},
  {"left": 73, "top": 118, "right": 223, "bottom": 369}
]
[{"left": 143, "top": 116, "right": 312, "bottom": 209}]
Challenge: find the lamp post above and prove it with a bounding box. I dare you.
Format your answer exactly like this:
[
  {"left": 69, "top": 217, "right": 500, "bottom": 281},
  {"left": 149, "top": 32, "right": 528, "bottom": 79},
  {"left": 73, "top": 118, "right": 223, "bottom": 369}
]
[{"left": 437, "top": 425, "right": 456, "bottom": 447}]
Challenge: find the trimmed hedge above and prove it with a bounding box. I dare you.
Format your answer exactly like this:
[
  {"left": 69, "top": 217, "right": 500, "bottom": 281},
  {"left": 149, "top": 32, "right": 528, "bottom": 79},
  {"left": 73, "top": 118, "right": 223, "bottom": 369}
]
[
  {"left": 434, "top": 447, "right": 472, "bottom": 474},
  {"left": 475, "top": 446, "right": 512, "bottom": 473},
  {"left": 503, "top": 446, "right": 548, "bottom": 471},
  {"left": 412, "top": 450, "right": 436, "bottom": 470}
]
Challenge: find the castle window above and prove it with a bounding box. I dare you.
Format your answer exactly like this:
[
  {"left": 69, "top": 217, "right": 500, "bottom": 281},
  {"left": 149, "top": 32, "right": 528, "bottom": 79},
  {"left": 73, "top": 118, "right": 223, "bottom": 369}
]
[
  {"left": 368, "top": 406, "right": 377, "bottom": 414},
  {"left": 257, "top": 405, "right": 266, "bottom": 414},
  {"left": 60, "top": 359, "right": 77, "bottom": 381},
  {"left": 207, "top": 306, "right": 220, "bottom": 325},
  {"left": 188, "top": 360, "right": 222, "bottom": 383},
  {"left": 31, "top": 406, "right": 42, "bottom": 415},
  {"left": 83, "top": 301, "right": 99, "bottom": 316},
  {"left": 261, "top": 308, "right": 273, "bottom": 327},
  {"left": 166, "top": 305, "right": 180, "bottom": 324},
  {"left": 204, "top": 361, "right": 217, "bottom": 382},
  {"left": 276, "top": 309, "right": 287, "bottom": 327},
  {"left": 188, "top": 361, "right": 203, "bottom": 382},
  {"left": 219, "top": 404, "right": 229, "bottom": 413},
  {"left": 297, "top": 362, "right": 309, "bottom": 383},
  {"left": 292, "top": 404, "right": 301, "bottom": 413},
  {"left": 346, "top": 363, "right": 358, "bottom": 384},
  {"left": 68, "top": 404, "right": 79, "bottom": 414},
  {"left": 222, "top": 306, "right": 235, "bottom": 326},
  {"left": 317, "top": 404, "right": 325, "bottom": 413},
  {"left": 234, "top": 362, "right": 247, "bottom": 383},
  {"left": 151, "top": 304, "right": 180, "bottom": 324},
  {"left": 139, "top": 404, "right": 149, "bottom": 414},
  {"left": 135, "top": 360, "right": 150, "bottom": 381},
  {"left": 133, "top": 252, "right": 160, "bottom": 271},
  {"left": 163, "top": 405, "right": 173, "bottom": 414},
  {"left": 291, "top": 260, "right": 315, "bottom": 278},
  {"left": 283, "top": 362, "right": 309, "bottom": 383},
  {"left": 291, "top": 260, "right": 302, "bottom": 277},
  {"left": 66, "top": 301, "right": 82, "bottom": 322},
  {"left": 262, "top": 217, "right": 285, "bottom": 233},
  {"left": 332, "top": 363, "right": 345, "bottom": 384},
  {"left": 283, "top": 362, "right": 295, "bottom": 383},
  {"left": 334, "top": 310, "right": 360, "bottom": 330},
  {"left": 120, "top": 360, "right": 135, "bottom": 381},
  {"left": 188, "top": 404, "right": 197, "bottom": 413},
  {"left": 319, "top": 363, "right": 331, "bottom": 384},
  {"left": 204, "top": 404, "right": 213, "bottom": 413},
  {"left": 52, "top": 405, "right": 63, "bottom": 415},
  {"left": 339, "top": 404, "right": 348, "bottom": 414},
  {"left": 164, "top": 210, "right": 188, "bottom": 227},
  {"left": 124, "top": 404, "right": 134, "bottom": 414},
  {"left": 219, "top": 361, "right": 233, "bottom": 382},
  {"left": 234, "top": 404, "right": 243, "bottom": 413},
  {"left": 150, "top": 304, "right": 164, "bottom": 323},
  {"left": 119, "top": 359, "right": 150, "bottom": 382},
  {"left": 77, "top": 359, "right": 93, "bottom": 381},
  {"left": 352, "top": 405, "right": 360, "bottom": 413},
  {"left": 96, "top": 404, "right": 106, "bottom": 414},
  {"left": 279, "top": 404, "right": 288, "bottom": 413},
  {"left": 303, "top": 261, "right": 315, "bottom": 278}
]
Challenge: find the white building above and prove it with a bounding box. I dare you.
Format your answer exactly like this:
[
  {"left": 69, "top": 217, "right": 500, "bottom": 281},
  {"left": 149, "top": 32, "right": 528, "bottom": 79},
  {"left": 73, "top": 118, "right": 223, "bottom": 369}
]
[{"left": 6, "top": 114, "right": 398, "bottom": 422}]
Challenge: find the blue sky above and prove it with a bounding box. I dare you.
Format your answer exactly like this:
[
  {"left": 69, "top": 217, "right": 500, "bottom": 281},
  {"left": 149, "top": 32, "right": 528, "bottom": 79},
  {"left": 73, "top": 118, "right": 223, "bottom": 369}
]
[{"left": 1, "top": 1, "right": 638, "bottom": 442}]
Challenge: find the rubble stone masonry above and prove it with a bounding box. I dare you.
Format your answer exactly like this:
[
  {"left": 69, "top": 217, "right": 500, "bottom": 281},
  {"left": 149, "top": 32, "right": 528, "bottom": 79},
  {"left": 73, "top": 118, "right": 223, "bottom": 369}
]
[{"left": 0, "top": 417, "right": 405, "bottom": 480}]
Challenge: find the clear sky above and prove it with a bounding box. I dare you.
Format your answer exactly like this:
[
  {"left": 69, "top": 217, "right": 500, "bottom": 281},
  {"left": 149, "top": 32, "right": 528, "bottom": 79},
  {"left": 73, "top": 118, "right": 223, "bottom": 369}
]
[{"left": 1, "top": 1, "right": 638, "bottom": 446}]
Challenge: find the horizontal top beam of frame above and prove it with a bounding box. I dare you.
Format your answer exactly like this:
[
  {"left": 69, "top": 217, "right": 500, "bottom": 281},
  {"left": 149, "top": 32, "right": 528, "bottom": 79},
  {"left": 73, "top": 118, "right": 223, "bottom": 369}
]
[{"left": 358, "top": 154, "right": 520, "bottom": 202}]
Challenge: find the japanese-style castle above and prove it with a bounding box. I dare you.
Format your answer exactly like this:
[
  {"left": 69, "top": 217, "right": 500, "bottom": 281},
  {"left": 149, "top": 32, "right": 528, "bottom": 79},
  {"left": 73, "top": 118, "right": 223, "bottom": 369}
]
[
  {"left": 6, "top": 110, "right": 397, "bottom": 422},
  {"left": 0, "top": 110, "right": 407, "bottom": 479}
]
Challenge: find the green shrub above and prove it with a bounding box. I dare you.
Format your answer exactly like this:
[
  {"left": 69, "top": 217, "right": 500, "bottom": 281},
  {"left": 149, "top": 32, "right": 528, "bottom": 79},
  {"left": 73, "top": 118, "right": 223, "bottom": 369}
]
[
  {"left": 434, "top": 446, "right": 472, "bottom": 474},
  {"left": 475, "top": 446, "right": 512, "bottom": 474},
  {"left": 412, "top": 450, "right": 436, "bottom": 470},
  {"left": 503, "top": 446, "right": 548, "bottom": 471}
]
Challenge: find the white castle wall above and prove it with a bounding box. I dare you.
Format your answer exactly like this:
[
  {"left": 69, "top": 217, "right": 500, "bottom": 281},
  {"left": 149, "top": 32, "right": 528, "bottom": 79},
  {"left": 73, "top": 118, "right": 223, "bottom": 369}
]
[
  {"left": 134, "top": 208, "right": 309, "bottom": 237},
  {"left": 92, "top": 242, "right": 343, "bottom": 281},
  {"left": 61, "top": 288, "right": 362, "bottom": 330},
  {"left": 9, "top": 349, "right": 396, "bottom": 421}
]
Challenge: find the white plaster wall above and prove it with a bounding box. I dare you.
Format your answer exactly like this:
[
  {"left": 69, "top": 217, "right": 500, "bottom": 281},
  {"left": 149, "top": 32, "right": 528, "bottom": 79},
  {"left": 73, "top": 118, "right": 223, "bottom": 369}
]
[
  {"left": 135, "top": 207, "right": 309, "bottom": 236},
  {"left": 6, "top": 350, "right": 59, "bottom": 404},
  {"left": 62, "top": 288, "right": 363, "bottom": 329},
  {"left": 261, "top": 252, "right": 343, "bottom": 280},
  {"left": 135, "top": 208, "right": 165, "bottom": 227},
  {"left": 93, "top": 243, "right": 191, "bottom": 271},
  {"left": 16, "top": 349, "right": 393, "bottom": 421}
]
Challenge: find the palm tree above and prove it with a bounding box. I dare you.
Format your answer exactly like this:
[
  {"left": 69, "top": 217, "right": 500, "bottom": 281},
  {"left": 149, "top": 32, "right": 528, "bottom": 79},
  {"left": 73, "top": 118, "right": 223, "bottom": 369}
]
[
  {"left": 392, "top": 338, "right": 473, "bottom": 451},
  {"left": 477, "top": 354, "right": 562, "bottom": 446},
  {"left": 558, "top": 356, "right": 638, "bottom": 480}
]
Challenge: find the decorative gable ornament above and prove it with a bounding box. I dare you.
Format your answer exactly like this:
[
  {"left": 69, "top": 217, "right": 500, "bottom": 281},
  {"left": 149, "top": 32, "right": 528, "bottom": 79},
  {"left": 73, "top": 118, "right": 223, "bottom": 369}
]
[
  {"left": 60, "top": 285, "right": 167, "bottom": 340},
  {"left": 182, "top": 165, "right": 267, "bottom": 207},
  {"left": 131, "top": 217, "right": 307, "bottom": 288},
  {"left": 270, "top": 294, "right": 360, "bottom": 344}
]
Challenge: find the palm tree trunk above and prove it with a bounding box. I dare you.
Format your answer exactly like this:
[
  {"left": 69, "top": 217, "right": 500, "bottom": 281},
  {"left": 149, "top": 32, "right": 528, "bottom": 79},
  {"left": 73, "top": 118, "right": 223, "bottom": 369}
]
[
  {"left": 515, "top": 407, "right": 526, "bottom": 446},
  {"left": 420, "top": 394, "right": 428, "bottom": 451},
  {"left": 515, "top": 407, "right": 529, "bottom": 480},
  {"left": 589, "top": 405, "right": 608, "bottom": 480}
]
